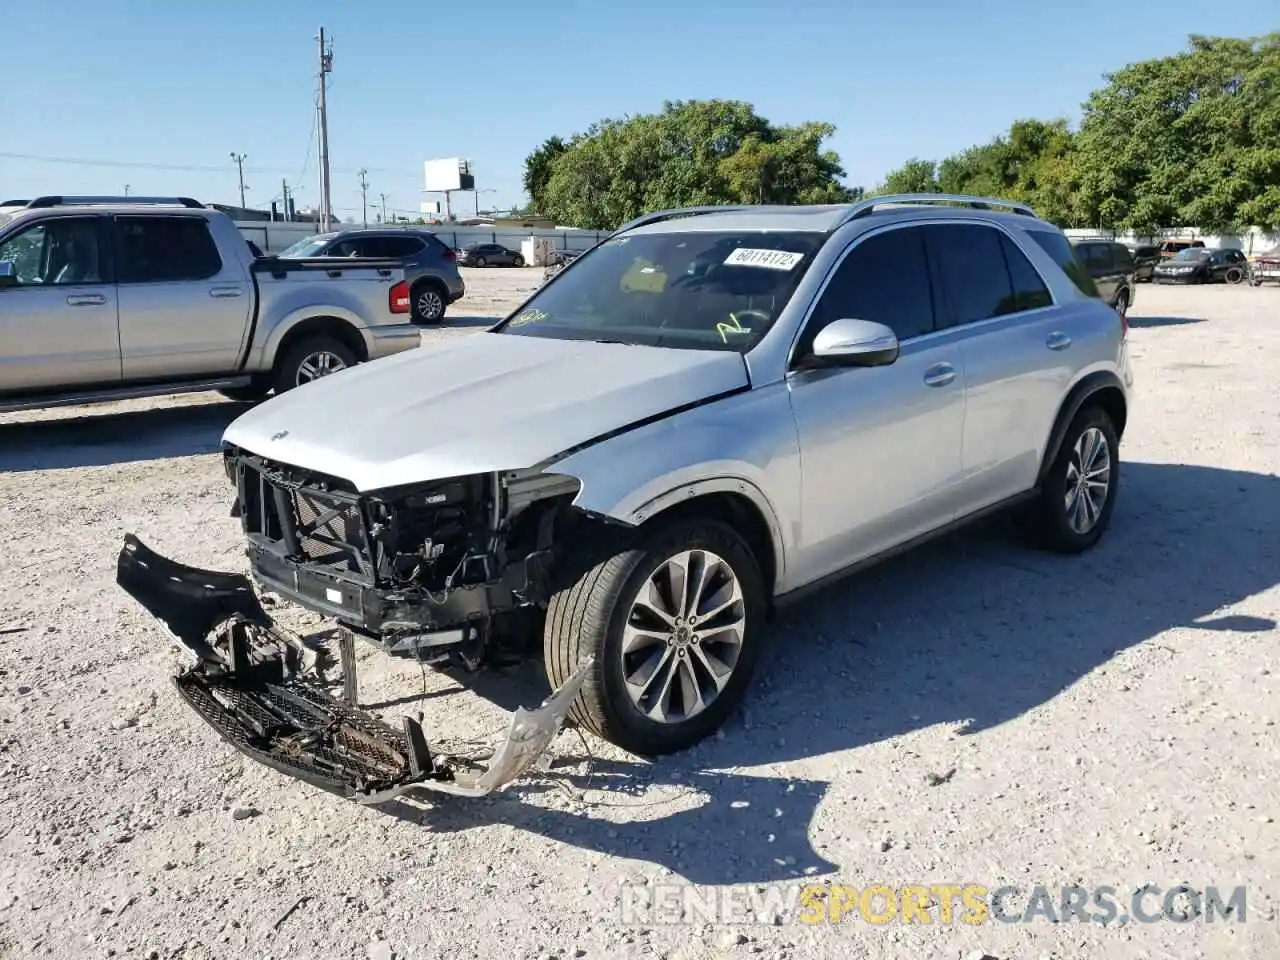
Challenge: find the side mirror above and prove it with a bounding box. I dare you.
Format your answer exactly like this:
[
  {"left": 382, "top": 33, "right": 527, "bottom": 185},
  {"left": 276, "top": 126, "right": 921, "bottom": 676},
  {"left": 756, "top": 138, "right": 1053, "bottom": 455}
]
[
  {"left": 0, "top": 261, "right": 17, "bottom": 289},
  {"left": 806, "top": 318, "right": 900, "bottom": 368}
]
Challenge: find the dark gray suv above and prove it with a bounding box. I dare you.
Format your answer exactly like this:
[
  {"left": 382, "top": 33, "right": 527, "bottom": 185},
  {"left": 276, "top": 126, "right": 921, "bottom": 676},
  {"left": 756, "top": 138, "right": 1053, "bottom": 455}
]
[
  {"left": 279, "top": 228, "right": 466, "bottom": 324},
  {"left": 1071, "top": 238, "right": 1135, "bottom": 317}
]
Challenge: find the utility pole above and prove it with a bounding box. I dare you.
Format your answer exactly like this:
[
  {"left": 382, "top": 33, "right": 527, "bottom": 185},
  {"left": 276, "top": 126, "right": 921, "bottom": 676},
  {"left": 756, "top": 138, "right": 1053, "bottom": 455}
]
[
  {"left": 280, "top": 179, "right": 292, "bottom": 221},
  {"left": 316, "top": 27, "right": 334, "bottom": 231},
  {"left": 379, "top": 193, "right": 387, "bottom": 223},
  {"left": 123, "top": 184, "right": 130, "bottom": 196},
  {"left": 230, "top": 152, "right": 248, "bottom": 208},
  {"left": 358, "top": 168, "right": 369, "bottom": 228}
]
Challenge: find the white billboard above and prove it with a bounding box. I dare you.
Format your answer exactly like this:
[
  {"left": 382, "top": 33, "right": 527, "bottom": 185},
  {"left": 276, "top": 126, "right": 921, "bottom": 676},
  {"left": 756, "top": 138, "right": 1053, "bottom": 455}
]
[
  {"left": 423, "top": 158, "right": 475, "bottom": 193},
  {"left": 420, "top": 201, "right": 442, "bottom": 215}
]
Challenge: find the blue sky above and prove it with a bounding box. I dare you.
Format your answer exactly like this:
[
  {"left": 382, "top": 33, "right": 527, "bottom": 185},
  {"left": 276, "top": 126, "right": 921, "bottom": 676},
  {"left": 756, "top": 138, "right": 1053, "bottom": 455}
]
[{"left": 0, "top": 0, "right": 1262, "bottom": 223}]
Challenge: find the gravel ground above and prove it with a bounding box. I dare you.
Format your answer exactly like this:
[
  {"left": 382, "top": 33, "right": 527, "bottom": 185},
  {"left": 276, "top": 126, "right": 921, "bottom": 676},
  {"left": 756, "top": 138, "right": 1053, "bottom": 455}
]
[{"left": 1, "top": 269, "right": 1277, "bottom": 960}]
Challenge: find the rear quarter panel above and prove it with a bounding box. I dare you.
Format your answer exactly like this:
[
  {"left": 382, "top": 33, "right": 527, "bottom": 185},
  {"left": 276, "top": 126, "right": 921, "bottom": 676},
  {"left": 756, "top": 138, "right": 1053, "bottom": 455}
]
[{"left": 248, "top": 265, "right": 405, "bottom": 370}]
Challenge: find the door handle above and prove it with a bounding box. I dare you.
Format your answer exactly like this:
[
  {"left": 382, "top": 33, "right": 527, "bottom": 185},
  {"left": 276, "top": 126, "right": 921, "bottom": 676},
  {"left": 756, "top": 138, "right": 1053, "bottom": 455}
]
[
  {"left": 1046, "top": 332, "right": 1072, "bottom": 351},
  {"left": 209, "top": 287, "right": 244, "bottom": 298},
  {"left": 66, "top": 294, "right": 107, "bottom": 306},
  {"left": 923, "top": 362, "right": 957, "bottom": 387}
]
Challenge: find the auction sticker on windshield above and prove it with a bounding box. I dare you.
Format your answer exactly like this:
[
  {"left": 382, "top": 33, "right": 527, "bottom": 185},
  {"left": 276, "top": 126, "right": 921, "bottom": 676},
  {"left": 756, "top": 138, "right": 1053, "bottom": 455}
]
[{"left": 724, "top": 248, "right": 805, "bottom": 270}]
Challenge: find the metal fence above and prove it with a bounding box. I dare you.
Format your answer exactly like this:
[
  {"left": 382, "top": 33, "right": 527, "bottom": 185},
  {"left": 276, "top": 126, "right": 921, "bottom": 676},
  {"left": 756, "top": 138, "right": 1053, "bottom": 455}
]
[{"left": 236, "top": 220, "right": 609, "bottom": 255}]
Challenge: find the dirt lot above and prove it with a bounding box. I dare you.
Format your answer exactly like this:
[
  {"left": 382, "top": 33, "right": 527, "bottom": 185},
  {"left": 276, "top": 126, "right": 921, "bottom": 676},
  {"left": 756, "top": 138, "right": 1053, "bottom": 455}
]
[{"left": 1, "top": 269, "right": 1277, "bottom": 960}]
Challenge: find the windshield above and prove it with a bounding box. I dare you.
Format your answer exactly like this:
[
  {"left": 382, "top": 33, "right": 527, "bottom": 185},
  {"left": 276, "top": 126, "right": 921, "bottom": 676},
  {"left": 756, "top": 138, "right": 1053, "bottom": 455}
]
[
  {"left": 1173, "top": 248, "right": 1208, "bottom": 261},
  {"left": 493, "top": 230, "right": 825, "bottom": 351},
  {"left": 278, "top": 235, "right": 333, "bottom": 258}
]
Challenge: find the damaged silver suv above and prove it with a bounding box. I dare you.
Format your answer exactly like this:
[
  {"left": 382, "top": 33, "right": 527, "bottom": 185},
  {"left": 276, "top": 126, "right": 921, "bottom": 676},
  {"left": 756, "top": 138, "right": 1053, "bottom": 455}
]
[{"left": 119, "top": 194, "right": 1134, "bottom": 802}]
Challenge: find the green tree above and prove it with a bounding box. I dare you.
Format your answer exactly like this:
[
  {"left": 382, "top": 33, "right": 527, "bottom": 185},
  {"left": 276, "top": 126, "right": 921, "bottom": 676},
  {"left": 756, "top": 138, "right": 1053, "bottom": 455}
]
[
  {"left": 1074, "top": 33, "right": 1280, "bottom": 231},
  {"left": 527, "top": 100, "right": 858, "bottom": 229},
  {"left": 876, "top": 158, "right": 940, "bottom": 194},
  {"left": 521, "top": 136, "right": 568, "bottom": 216}
]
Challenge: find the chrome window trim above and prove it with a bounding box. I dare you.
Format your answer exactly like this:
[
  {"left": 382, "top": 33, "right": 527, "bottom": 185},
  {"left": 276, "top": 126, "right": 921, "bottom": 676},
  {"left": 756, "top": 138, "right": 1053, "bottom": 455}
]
[{"left": 781, "top": 216, "right": 1060, "bottom": 371}]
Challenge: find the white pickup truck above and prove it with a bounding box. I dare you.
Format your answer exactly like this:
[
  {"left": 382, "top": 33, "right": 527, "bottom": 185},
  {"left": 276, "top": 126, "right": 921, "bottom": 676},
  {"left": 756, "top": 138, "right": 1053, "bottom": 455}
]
[{"left": 0, "top": 196, "right": 421, "bottom": 411}]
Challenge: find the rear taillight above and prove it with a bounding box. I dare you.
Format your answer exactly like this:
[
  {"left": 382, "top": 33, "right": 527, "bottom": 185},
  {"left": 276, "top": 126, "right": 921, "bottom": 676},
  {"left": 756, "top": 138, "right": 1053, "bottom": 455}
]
[
  {"left": 442, "top": 248, "right": 456, "bottom": 263},
  {"left": 389, "top": 280, "right": 411, "bottom": 314}
]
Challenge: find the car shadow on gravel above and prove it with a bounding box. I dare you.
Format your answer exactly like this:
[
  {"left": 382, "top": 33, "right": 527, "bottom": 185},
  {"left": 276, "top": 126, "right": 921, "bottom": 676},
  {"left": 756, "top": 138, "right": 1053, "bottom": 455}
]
[
  {"left": 372, "top": 460, "right": 1278, "bottom": 887},
  {"left": 0, "top": 400, "right": 251, "bottom": 471},
  {"left": 1128, "top": 314, "right": 1206, "bottom": 328}
]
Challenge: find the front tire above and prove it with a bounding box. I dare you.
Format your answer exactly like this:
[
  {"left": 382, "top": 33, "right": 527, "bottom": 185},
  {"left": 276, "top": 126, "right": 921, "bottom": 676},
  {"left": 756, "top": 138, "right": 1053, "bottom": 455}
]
[
  {"left": 1028, "top": 405, "right": 1119, "bottom": 554},
  {"left": 475, "top": 256, "right": 487, "bottom": 268},
  {"left": 1113, "top": 288, "right": 1129, "bottom": 317},
  {"left": 544, "top": 518, "right": 767, "bottom": 755},
  {"left": 273, "top": 336, "right": 357, "bottom": 394}
]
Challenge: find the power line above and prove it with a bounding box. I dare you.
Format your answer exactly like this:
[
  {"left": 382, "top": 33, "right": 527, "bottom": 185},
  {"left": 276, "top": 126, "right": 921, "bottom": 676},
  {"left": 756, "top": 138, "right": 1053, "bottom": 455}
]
[{"left": 0, "top": 150, "right": 419, "bottom": 181}]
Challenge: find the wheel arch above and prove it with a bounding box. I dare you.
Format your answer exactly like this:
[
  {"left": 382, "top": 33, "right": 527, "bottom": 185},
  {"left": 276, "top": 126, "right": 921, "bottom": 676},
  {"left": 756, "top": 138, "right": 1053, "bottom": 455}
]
[
  {"left": 630, "top": 485, "right": 781, "bottom": 608},
  {"left": 1037, "top": 371, "right": 1128, "bottom": 486},
  {"left": 273, "top": 315, "right": 369, "bottom": 367}
]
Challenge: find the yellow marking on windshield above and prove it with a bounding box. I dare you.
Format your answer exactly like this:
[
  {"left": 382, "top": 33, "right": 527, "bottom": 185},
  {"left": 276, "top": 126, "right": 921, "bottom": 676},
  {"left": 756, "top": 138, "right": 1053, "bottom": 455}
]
[{"left": 716, "top": 312, "right": 751, "bottom": 344}]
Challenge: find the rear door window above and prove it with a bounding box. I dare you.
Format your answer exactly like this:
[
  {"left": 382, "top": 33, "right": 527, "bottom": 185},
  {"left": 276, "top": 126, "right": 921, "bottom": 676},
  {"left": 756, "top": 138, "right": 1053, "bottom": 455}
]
[
  {"left": 924, "top": 223, "right": 1019, "bottom": 326},
  {"left": 1025, "top": 228, "right": 1100, "bottom": 298},
  {"left": 115, "top": 216, "right": 222, "bottom": 283},
  {"left": 1111, "top": 244, "right": 1134, "bottom": 270}
]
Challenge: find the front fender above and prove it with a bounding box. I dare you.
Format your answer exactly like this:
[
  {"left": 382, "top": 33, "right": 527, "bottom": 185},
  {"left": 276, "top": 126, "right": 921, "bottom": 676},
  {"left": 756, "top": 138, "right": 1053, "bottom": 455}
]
[{"left": 547, "top": 383, "right": 800, "bottom": 592}]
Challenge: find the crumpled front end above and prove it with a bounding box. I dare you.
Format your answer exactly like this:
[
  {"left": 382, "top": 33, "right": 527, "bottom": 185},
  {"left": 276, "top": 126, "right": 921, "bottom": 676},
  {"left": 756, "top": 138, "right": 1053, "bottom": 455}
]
[{"left": 116, "top": 534, "right": 591, "bottom": 802}]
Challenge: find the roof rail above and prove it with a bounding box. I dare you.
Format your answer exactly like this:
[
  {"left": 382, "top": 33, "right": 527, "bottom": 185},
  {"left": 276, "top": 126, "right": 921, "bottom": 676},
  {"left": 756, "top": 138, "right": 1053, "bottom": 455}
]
[
  {"left": 1, "top": 199, "right": 28, "bottom": 207},
  {"left": 25, "top": 195, "right": 205, "bottom": 209},
  {"left": 842, "top": 193, "right": 1037, "bottom": 223},
  {"left": 609, "top": 204, "right": 757, "bottom": 237}
]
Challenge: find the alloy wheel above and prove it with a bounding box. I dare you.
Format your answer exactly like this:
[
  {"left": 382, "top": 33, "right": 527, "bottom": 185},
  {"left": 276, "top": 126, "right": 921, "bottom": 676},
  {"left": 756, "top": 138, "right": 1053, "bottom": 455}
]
[
  {"left": 295, "top": 350, "right": 348, "bottom": 386},
  {"left": 619, "top": 549, "right": 747, "bottom": 724},
  {"left": 416, "top": 289, "right": 443, "bottom": 320},
  {"left": 1064, "top": 426, "right": 1112, "bottom": 534}
]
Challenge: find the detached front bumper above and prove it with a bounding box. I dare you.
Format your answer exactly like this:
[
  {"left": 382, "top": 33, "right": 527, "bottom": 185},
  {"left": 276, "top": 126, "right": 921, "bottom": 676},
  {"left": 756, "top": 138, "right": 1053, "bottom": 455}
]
[{"left": 116, "top": 534, "right": 591, "bottom": 802}]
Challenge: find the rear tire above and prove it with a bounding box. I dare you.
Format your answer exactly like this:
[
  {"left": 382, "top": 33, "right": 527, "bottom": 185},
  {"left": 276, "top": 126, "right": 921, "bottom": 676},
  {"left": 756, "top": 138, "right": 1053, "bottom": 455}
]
[
  {"left": 1225, "top": 267, "right": 1244, "bottom": 285},
  {"left": 411, "top": 283, "right": 447, "bottom": 324},
  {"left": 1027, "top": 405, "right": 1120, "bottom": 554},
  {"left": 273, "top": 335, "right": 357, "bottom": 395},
  {"left": 544, "top": 518, "right": 766, "bottom": 755},
  {"left": 513, "top": 254, "right": 525, "bottom": 267},
  {"left": 1113, "top": 288, "right": 1129, "bottom": 317}
]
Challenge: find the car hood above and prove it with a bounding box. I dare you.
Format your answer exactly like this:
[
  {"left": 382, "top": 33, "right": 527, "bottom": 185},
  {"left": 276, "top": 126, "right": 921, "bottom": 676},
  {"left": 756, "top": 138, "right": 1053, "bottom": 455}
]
[{"left": 222, "top": 333, "right": 750, "bottom": 491}]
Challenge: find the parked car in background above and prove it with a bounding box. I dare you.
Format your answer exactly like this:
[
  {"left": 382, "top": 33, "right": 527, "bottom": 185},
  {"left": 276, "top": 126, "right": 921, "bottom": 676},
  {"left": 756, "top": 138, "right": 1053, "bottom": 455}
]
[
  {"left": 1158, "top": 238, "right": 1205, "bottom": 259},
  {"left": 1127, "top": 243, "right": 1160, "bottom": 281},
  {"left": 1152, "top": 246, "right": 1250, "bottom": 285},
  {"left": 1249, "top": 246, "right": 1280, "bottom": 286},
  {"left": 120, "top": 193, "right": 1134, "bottom": 801},
  {"left": 456, "top": 242, "right": 525, "bottom": 267},
  {"left": 278, "top": 228, "right": 465, "bottom": 324},
  {"left": 0, "top": 196, "right": 421, "bottom": 411},
  {"left": 1071, "top": 238, "right": 1135, "bottom": 315}
]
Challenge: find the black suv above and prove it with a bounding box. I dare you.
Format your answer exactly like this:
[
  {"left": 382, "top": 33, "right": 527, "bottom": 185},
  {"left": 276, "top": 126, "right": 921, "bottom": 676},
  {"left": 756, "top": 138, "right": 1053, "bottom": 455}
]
[
  {"left": 1071, "top": 239, "right": 1135, "bottom": 315},
  {"left": 1127, "top": 243, "right": 1160, "bottom": 282}
]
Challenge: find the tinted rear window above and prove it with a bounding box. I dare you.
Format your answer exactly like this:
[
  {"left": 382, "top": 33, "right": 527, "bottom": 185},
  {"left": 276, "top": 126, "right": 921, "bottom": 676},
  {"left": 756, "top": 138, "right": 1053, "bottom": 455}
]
[
  {"left": 1027, "top": 229, "right": 1099, "bottom": 298},
  {"left": 1111, "top": 244, "right": 1133, "bottom": 269}
]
